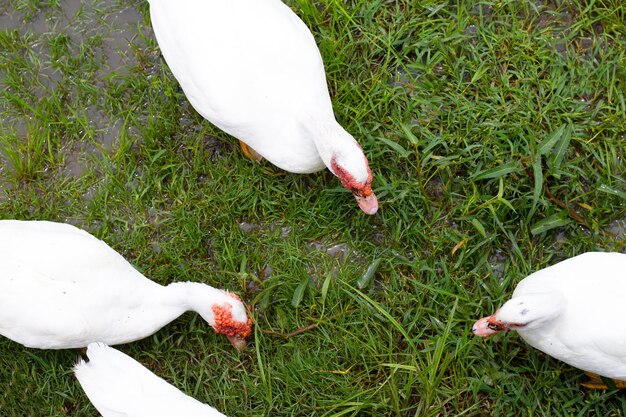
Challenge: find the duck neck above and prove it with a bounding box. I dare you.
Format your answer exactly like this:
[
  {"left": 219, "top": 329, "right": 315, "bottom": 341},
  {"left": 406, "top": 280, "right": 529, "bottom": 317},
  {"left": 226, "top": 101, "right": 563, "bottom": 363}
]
[
  {"left": 161, "top": 282, "right": 229, "bottom": 324},
  {"left": 302, "top": 118, "right": 357, "bottom": 173}
]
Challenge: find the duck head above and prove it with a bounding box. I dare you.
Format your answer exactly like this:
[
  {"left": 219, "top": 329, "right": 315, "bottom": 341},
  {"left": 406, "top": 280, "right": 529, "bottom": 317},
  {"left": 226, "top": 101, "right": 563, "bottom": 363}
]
[
  {"left": 472, "top": 293, "right": 565, "bottom": 337},
  {"left": 330, "top": 152, "right": 378, "bottom": 215},
  {"left": 310, "top": 121, "right": 378, "bottom": 215},
  {"left": 204, "top": 292, "right": 252, "bottom": 351}
]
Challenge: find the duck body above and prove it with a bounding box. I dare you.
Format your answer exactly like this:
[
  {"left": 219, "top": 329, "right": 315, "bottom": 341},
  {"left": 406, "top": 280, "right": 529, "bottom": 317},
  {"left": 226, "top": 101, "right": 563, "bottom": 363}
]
[
  {"left": 147, "top": 0, "right": 378, "bottom": 214},
  {"left": 149, "top": 0, "right": 329, "bottom": 174},
  {"left": 75, "top": 342, "right": 226, "bottom": 417},
  {"left": 473, "top": 252, "right": 626, "bottom": 380},
  {"left": 0, "top": 220, "right": 251, "bottom": 350}
]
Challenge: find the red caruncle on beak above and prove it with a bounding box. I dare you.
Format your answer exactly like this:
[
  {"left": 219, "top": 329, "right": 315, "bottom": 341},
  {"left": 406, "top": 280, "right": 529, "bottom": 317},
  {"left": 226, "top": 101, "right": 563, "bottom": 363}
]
[
  {"left": 330, "top": 157, "right": 378, "bottom": 215},
  {"left": 212, "top": 300, "right": 253, "bottom": 352}
]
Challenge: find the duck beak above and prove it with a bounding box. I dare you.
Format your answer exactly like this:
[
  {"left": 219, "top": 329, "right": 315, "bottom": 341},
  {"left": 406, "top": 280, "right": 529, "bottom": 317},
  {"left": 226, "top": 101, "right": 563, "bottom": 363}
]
[
  {"left": 472, "top": 310, "right": 508, "bottom": 337},
  {"left": 355, "top": 193, "right": 378, "bottom": 215},
  {"left": 227, "top": 335, "right": 247, "bottom": 352},
  {"left": 472, "top": 316, "right": 499, "bottom": 337}
]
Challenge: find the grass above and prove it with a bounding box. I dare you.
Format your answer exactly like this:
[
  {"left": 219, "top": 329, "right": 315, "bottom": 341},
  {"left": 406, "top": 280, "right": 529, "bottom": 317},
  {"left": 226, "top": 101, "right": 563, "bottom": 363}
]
[{"left": 0, "top": 0, "right": 625, "bottom": 415}]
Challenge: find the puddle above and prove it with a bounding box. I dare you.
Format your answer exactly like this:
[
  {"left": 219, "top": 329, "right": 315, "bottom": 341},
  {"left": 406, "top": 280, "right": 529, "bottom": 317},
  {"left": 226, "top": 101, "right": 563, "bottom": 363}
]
[
  {"left": 98, "top": 6, "right": 146, "bottom": 76},
  {"left": 606, "top": 215, "right": 626, "bottom": 241},
  {"left": 238, "top": 221, "right": 260, "bottom": 234},
  {"left": 1, "top": 0, "right": 145, "bottom": 73},
  {"left": 1, "top": 1, "right": 148, "bottom": 98},
  {"left": 388, "top": 67, "right": 423, "bottom": 90},
  {"left": 56, "top": 109, "right": 121, "bottom": 180},
  {"left": 82, "top": 107, "right": 120, "bottom": 153},
  {"left": 100, "top": 120, "right": 122, "bottom": 152},
  {"left": 249, "top": 264, "right": 273, "bottom": 291},
  {"left": 488, "top": 249, "right": 508, "bottom": 281},
  {"left": 325, "top": 243, "right": 350, "bottom": 260},
  {"left": 1, "top": 0, "right": 150, "bottom": 189},
  {"left": 61, "top": 150, "right": 88, "bottom": 178},
  {"left": 237, "top": 221, "right": 293, "bottom": 240},
  {"left": 308, "top": 241, "right": 351, "bottom": 263}
]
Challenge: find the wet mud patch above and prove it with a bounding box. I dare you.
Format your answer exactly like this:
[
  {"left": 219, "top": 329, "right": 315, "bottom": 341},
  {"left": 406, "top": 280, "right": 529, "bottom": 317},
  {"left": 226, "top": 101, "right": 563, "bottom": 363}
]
[
  {"left": 1, "top": 0, "right": 150, "bottom": 122},
  {"left": 606, "top": 215, "right": 626, "bottom": 242},
  {"left": 1, "top": 0, "right": 153, "bottom": 203}
]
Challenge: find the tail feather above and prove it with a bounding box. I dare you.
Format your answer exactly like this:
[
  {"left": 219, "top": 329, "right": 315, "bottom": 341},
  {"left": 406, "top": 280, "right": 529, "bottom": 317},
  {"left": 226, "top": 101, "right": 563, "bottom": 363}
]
[
  {"left": 74, "top": 343, "right": 144, "bottom": 416},
  {"left": 74, "top": 343, "right": 225, "bottom": 417}
]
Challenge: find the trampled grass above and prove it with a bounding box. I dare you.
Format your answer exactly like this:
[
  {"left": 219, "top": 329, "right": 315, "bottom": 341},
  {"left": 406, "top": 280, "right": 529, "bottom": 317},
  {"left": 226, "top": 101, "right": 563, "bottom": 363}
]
[{"left": 0, "top": 0, "right": 625, "bottom": 416}]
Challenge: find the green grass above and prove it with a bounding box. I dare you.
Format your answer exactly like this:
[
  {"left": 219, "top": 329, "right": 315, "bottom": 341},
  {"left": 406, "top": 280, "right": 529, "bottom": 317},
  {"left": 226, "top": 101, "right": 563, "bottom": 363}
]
[{"left": 1, "top": 0, "right": 625, "bottom": 415}]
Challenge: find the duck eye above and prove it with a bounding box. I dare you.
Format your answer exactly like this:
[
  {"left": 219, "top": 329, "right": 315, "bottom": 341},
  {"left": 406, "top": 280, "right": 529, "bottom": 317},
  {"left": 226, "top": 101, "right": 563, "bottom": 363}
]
[{"left": 488, "top": 322, "right": 503, "bottom": 331}]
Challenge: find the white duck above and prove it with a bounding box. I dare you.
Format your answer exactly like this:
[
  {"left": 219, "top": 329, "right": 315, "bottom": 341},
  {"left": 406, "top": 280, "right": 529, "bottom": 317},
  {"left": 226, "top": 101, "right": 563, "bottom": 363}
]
[
  {"left": 147, "top": 0, "right": 378, "bottom": 215},
  {"left": 0, "top": 220, "right": 251, "bottom": 350},
  {"left": 473, "top": 252, "right": 626, "bottom": 387},
  {"left": 75, "top": 342, "right": 228, "bottom": 416}
]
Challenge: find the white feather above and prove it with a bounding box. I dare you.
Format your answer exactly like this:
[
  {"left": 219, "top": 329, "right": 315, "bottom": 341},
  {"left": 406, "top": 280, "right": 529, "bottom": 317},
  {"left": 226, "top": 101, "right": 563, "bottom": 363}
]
[
  {"left": 479, "top": 252, "right": 626, "bottom": 380},
  {"left": 146, "top": 0, "right": 373, "bottom": 183},
  {"left": 0, "top": 220, "right": 248, "bottom": 349},
  {"left": 75, "top": 343, "right": 226, "bottom": 417}
]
